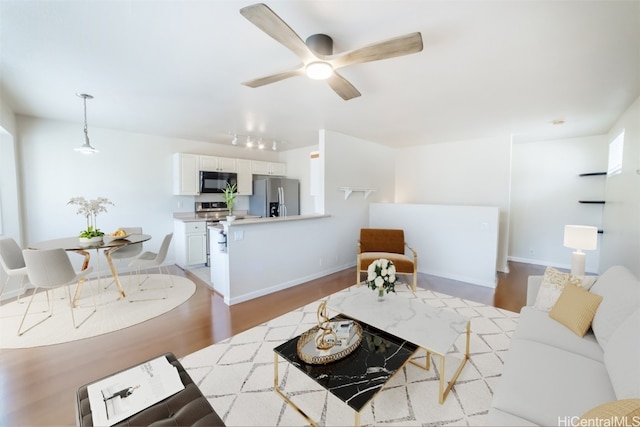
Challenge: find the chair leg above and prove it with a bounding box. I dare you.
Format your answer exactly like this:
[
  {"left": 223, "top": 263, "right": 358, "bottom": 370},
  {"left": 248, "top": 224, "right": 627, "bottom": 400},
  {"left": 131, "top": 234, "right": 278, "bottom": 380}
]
[
  {"left": 68, "top": 281, "right": 96, "bottom": 329},
  {"left": 129, "top": 266, "right": 171, "bottom": 302},
  {"left": 1, "top": 275, "right": 29, "bottom": 304},
  {"left": 17, "top": 288, "right": 54, "bottom": 336}
]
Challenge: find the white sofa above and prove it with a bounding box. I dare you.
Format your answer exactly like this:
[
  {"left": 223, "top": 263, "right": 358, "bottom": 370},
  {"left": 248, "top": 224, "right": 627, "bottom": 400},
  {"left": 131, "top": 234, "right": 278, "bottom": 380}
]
[{"left": 487, "top": 266, "right": 640, "bottom": 426}]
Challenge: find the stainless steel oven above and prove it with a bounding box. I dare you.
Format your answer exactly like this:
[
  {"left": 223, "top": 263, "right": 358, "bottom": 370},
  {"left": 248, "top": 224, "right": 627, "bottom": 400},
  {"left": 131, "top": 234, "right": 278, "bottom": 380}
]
[{"left": 195, "top": 202, "right": 228, "bottom": 266}]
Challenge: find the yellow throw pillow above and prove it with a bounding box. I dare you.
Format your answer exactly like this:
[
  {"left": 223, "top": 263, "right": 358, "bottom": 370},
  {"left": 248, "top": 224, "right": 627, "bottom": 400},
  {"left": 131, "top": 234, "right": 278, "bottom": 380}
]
[
  {"left": 549, "top": 283, "right": 603, "bottom": 337},
  {"left": 579, "top": 399, "right": 640, "bottom": 426}
]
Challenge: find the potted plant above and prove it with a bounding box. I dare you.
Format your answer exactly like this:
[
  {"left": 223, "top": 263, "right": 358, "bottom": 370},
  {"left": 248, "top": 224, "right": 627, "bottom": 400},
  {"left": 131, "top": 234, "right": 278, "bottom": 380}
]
[
  {"left": 67, "top": 196, "right": 114, "bottom": 243},
  {"left": 223, "top": 183, "right": 237, "bottom": 222}
]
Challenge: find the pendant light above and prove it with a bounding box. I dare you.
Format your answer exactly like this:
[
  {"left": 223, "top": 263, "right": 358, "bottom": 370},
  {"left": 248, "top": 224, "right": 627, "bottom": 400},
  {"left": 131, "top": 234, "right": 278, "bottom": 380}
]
[{"left": 74, "top": 93, "right": 98, "bottom": 154}]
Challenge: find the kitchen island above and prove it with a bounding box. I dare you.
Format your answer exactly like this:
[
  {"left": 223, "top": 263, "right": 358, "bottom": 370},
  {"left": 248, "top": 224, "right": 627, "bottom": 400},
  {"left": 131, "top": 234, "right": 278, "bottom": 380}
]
[{"left": 209, "top": 214, "right": 344, "bottom": 305}]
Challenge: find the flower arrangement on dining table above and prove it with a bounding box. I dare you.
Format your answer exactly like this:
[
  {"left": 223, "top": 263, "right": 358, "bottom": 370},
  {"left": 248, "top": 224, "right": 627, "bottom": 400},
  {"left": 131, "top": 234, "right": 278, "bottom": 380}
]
[
  {"left": 67, "top": 196, "right": 114, "bottom": 239},
  {"left": 367, "top": 258, "right": 397, "bottom": 298}
]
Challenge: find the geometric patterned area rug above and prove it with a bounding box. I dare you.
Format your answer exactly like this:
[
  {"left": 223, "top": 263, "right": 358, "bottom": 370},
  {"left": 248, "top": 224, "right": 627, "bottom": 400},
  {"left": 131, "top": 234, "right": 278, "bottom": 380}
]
[
  {"left": 0, "top": 274, "right": 195, "bottom": 349},
  {"left": 181, "top": 285, "right": 519, "bottom": 426}
]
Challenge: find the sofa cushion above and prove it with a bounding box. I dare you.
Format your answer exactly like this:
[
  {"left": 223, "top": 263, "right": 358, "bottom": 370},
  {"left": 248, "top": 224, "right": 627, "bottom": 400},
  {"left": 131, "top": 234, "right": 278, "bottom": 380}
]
[
  {"left": 491, "top": 339, "right": 616, "bottom": 426},
  {"left": 589, "top": 266, "right": 640, "bottom": 349},
  {"left": 486, "top": 407, "right": 540, "bottom": 426},
  {"left": 533, "top": 266, "right": 597, "bottom": 312},
  {"left": 579, "top": 399, "right": 640, "bottom": 424},
  {"left": 514, "top": 307, "right": 604, "bottom": 361},
  {"left": 604, "top": 308, "right": 640, "bottom": 399},
  {"left": 549, "top": 283, "right": 603, "bottom": 337}
]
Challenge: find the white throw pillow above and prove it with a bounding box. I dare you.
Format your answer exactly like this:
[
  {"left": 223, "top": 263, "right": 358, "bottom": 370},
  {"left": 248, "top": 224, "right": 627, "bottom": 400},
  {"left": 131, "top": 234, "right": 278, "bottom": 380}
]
[{"left": 534, "top": 266, "right": 598, "bottom": 312}]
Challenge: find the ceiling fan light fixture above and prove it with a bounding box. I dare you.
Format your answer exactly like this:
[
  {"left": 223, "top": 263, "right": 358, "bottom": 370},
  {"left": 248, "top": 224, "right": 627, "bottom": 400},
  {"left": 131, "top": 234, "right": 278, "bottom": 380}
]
[
  {"left": 306, "top": 61, "right": 333, "bottom": 80},
  {"left": 74, "top": 93, "right": 98, "bottom": 154}
]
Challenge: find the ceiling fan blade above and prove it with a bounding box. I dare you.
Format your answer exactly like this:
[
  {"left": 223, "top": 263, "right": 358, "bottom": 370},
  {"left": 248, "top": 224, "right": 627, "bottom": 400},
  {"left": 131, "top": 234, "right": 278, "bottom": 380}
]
[
  {"left": 241, "top": 66, "right": 305, "bottom": 88},
  {"left": 240, "top": 3, "right": 316, "bottom": 63},
  {"left": 329, "top": 32, "right": 423, "bottom": 69},
  {"left": 326, "top": 71, "right": 361, "bottom": 100}
]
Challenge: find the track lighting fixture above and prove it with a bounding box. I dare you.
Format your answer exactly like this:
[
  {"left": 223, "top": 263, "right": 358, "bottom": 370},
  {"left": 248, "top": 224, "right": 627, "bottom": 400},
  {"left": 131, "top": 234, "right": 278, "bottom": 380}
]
[{"left": 228, "top": 132, "right": 280, "bottom": 151}]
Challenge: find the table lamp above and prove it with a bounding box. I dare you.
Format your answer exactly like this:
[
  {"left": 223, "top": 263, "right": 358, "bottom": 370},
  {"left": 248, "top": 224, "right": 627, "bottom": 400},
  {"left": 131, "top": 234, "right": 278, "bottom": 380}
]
[{"left": 563, "top": 225, "right": 598, "bottom": 276}]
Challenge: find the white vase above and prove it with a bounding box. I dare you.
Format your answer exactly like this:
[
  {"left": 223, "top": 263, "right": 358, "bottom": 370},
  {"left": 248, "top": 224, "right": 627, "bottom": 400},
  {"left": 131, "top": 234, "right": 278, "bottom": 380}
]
[
  {"left": 226, "top": 215, "right": 236, "bottom": 223},
  {"left": 79, "top": 236, "right": 103, "bottom": 245}
]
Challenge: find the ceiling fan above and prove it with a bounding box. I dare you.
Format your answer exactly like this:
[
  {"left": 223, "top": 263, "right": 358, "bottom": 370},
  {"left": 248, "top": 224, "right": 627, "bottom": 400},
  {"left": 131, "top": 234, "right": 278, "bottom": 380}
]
[{"left": 239, "top": 3, "right": 423, "bottom": 100}]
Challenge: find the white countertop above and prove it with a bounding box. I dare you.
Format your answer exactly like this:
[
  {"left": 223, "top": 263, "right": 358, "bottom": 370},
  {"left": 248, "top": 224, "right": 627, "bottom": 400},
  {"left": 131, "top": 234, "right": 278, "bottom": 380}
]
[{"left": 222, "top": 214, "right": 330, "bottom": 226}]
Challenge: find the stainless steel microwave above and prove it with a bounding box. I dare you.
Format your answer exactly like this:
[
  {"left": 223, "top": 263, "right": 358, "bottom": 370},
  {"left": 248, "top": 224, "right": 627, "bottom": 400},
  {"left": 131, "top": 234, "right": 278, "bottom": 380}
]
[{"left": 199, "top": 171, "right": 237, "bottom": 193}]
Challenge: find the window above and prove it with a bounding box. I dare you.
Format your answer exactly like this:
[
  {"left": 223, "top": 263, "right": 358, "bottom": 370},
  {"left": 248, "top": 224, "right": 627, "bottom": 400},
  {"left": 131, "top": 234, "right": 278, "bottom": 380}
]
[{"left": 607, "top": 129, "right": 624, "bottom": 176}]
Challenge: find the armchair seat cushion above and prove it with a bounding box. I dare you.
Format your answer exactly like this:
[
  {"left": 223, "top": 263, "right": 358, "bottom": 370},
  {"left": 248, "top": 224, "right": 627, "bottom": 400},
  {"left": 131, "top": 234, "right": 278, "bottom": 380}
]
[
  {"left": 358, "top": 252, "right": 415, "bottom": 273},
  {"left": 357, "top": 228, "right": 417, "bottom": 291}
]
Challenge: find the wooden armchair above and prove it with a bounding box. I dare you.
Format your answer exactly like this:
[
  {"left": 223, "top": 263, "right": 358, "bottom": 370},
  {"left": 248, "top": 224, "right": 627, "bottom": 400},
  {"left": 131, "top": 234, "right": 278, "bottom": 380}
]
[{"left": 357, "top": 228, "right": 418, "bottom": 291}]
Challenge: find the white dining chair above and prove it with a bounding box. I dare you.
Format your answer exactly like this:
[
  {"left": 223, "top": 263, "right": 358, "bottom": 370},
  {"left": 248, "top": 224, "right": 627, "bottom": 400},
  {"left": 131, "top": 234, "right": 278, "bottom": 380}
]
[
  {"left": 105, "top": 226, "right": 143, "bottom": 288},
  {"left": 18, "top": 248, "right": 96, "bottom": 336},
  {"left": 0, "top": 237, "right": 29, "bottom": 303},
  {"left": 128, "top": 232, "right": 174, "bottom": 301}
]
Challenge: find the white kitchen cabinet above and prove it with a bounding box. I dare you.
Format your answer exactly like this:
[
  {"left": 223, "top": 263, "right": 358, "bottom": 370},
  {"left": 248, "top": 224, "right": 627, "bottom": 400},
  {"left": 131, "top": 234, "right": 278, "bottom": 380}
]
[
  {"left": 251, "top": 160, "right": 286, "bottom": 176},
  {"left": 174, "top": 220, "right": 207, "bottom": 267},
  {"left": 173, "top": 153, "right": 200, "bottom": 196},
  {"left": 200, "top": 155, "right": 237, "bottom": 172},
  {"left": 236, "top": 159, "right": 253, "bottom": 195}
]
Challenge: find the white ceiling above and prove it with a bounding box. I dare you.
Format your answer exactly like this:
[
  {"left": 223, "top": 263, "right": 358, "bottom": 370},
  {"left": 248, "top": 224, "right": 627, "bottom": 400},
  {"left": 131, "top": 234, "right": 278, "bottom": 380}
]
[{"left": 1, "top": 1, "right": 639, "bottom": 151}]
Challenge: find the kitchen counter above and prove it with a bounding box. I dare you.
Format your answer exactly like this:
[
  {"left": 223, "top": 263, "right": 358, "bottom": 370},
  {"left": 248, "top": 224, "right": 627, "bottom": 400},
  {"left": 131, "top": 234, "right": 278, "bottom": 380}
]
[
  {"left": 174, "top": 212, "right": 329, "bottom": 224},
  {"left": 208, "top": 213, "right": 344, "bottom": 305},
  {"left": 222, "top": 214, "right": 329, "bottom": 226}
]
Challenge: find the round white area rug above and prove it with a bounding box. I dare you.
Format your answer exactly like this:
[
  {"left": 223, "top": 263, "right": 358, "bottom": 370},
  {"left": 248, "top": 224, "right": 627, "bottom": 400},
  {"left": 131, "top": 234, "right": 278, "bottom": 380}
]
[{"left": 0, "top": 274, "right": 195, "bottom": 349}]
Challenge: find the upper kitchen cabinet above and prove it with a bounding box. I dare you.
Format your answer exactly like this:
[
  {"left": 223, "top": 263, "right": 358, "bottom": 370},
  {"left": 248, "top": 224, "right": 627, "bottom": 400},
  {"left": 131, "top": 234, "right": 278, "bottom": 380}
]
[
  {"left": 200, "top": 155, "right": 237, "bottom": 172},
  {"left": 236, "top": 159, "right": 252, "bottom": 195},
  {"left": 173, "top": 153, "right": 199, "bottom": 196},
  {"left": 251, "top": 160, "right": 286, "bottom": 176}
]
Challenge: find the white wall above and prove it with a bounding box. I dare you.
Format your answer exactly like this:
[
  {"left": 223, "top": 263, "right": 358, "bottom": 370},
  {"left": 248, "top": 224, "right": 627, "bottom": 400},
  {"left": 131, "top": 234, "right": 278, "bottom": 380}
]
[
  {"left": 370, "top": 203, "right": 500, "bottom": 287},
  {"left": 600, "top": 96, "right": 640, "bottom": 276},
  {"left": 278, "top": 145, "right": 317, "bottom": 215},
  {"left": 321, "top": 129, "right": 397, "bottom": 268},
  {"left": 509, "top": 135, "right": 607, "bottom": 273},
  {"left": 0, "top": 100, "right": 25, "bottom": 300},
  {"left": 394, "top": 136, "right": 512, "bottom": 272},
  {"left": 15, "top": 116, "right": 290, "bottom": 272}
]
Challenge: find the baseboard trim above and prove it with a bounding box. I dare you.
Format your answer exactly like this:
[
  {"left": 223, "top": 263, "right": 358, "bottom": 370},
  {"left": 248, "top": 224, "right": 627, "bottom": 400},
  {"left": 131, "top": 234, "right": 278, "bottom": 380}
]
[{"left": 225, "top": 263, "right": 352, "bottom": 305}]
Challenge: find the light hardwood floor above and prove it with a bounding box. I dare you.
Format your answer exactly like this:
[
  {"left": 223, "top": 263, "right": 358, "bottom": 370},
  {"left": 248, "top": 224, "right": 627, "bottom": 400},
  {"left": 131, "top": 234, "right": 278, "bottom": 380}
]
[{"left": 0, "top": 261, "right": 544, "bottom": 426}]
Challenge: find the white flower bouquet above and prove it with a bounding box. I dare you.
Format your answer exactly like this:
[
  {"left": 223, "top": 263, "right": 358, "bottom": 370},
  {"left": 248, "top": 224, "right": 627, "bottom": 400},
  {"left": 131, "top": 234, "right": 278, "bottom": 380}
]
[
  {"left": 367, "top": 258, "right": 397, "bottom": 297},
  {"left": 67, "top": 196, "right": 114, "bottom": 238}
]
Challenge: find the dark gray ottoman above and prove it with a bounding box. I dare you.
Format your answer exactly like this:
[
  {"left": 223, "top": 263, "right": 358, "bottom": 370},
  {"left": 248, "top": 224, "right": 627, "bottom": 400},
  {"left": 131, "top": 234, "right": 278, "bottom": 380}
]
[{"left": 76, "top": 353, "right": 224, "bottom": 427}]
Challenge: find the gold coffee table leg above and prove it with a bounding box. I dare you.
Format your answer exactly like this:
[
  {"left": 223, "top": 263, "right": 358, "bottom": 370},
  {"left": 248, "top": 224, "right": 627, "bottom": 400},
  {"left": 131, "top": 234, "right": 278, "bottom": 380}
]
[
  {"left": 273, "top": 353, "right": 319, "bottom": 427},
  {"left": 408, "top": 321, "right": 471, "bottom": 404},
  {"left": 438, "top": 320, "right": 471, "bottom": 404}
]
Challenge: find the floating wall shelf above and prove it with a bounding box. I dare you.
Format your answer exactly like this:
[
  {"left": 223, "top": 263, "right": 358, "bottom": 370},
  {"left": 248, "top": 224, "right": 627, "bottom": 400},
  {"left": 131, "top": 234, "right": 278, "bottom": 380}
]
[
  {"left": 339, "top": 187, "right": 376, "bottom": 200},
  {"left": 578, "top": 172, "right": 607, "bottom": 177}
]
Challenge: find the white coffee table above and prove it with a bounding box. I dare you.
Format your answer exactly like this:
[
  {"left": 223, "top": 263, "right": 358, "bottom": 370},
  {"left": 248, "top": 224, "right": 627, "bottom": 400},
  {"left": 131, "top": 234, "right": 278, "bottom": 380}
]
[{"left": 326, "top": 285, "right": 471, "bottom": 404}]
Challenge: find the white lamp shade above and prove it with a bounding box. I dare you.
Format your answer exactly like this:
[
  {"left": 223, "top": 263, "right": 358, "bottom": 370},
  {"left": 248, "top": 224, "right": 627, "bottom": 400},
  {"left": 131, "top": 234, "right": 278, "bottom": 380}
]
[{"left": 563, "top": 225, "right": 598, "bottom": 251}]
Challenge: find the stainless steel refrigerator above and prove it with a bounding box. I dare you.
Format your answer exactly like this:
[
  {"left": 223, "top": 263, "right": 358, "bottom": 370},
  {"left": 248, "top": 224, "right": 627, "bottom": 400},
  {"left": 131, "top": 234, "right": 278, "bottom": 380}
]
[{"left": 249, "top": 178, "right": 300, "bottom": 217}]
